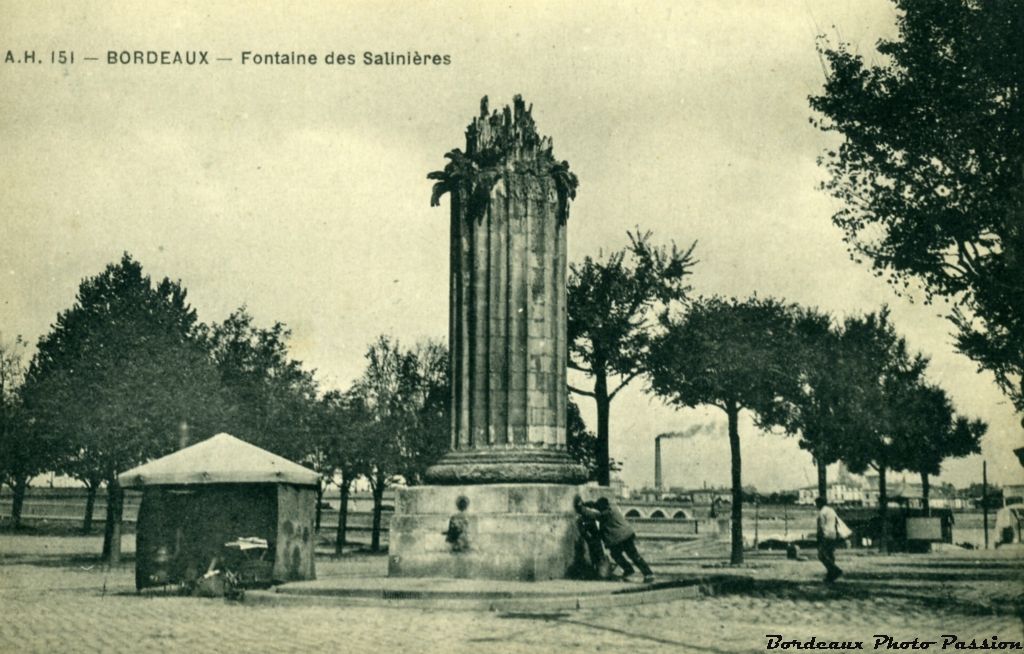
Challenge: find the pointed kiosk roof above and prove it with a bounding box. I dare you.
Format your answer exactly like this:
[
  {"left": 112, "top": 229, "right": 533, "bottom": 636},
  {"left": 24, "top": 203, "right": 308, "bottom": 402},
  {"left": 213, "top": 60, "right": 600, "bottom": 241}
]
[{"left": 118, "top": 433, "right": 319, "bottom": 488}]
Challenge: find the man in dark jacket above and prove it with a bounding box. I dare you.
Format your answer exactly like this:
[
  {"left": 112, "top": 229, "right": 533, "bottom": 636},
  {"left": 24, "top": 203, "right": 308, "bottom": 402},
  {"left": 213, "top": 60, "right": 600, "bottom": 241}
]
[{"left": 575, "top": 496, "right": 654, "bottom": 582}]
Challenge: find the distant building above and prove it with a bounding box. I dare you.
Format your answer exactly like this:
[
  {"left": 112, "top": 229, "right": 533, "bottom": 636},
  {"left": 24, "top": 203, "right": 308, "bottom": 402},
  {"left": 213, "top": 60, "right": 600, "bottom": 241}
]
[
  {"left": 796, "top": 463, "right": 869, "bottom": 506},
  {"left": 659, "top": 486, "right": 731, "bottom": 506},
  {"left": 796, "top": 469, "right": 968, "bottom": 510},
  {"left": 607, "top": 476, "right": 628, "bottom": 499},
  {"left": 29, "top": 472, "right": 81, "bottom": 489},
  {"left": 1003, "top": 484, "right": 1024, "bottom": 506},
  {"left": 885, "top": 477, "right": 968, "bottom": 510},
  {"left": 796, "top": 481, "right": 866, "bottom": 506}
]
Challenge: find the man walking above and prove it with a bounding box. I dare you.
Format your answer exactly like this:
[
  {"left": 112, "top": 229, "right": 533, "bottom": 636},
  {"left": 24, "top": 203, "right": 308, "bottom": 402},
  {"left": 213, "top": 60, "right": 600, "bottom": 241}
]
[
  {"left": 816, "top": 496, "right": 845, "bottom": 583},
  {"left": 575, "top": 496, "right": 654, "bottom": 583}
]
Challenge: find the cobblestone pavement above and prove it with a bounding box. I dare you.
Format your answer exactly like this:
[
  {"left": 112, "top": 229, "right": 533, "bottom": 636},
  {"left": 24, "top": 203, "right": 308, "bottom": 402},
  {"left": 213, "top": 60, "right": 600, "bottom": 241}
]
[{"left": 1, "top": 534, "right": 1021, "bottom": 653}]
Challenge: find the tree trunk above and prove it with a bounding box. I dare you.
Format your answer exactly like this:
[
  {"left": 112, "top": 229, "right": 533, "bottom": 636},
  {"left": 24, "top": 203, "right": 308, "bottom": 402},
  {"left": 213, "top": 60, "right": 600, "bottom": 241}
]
[
  {"left": 10, "top": 474, "right": 28, "bottom": 529},
  {"left": 370, "top": 480, "right": 385, "bottom": 553},
  {"left": 315, "top": 480, "right": 324, "bottom": 532},
  {"left": 726, "top": 402, "right": 744, "bottom": 565},
  {"left": 921, "top": 471, "right": 930, "bottom": 517},
  {"left": 878, "top": 465, "right": 889, "bottom": 554},
  {"left": 82, "top": 482, "right": 98, "bottom": 534},
  {"left": 102, "top": 485, "right": 112, "bottom": 559},
  {"left": 594, "top": 373, "right": 611, "bottom": 487},
  {"left": 102, "top": 479, "right": 124, "bottom": 564},
  {"left": 816, "top": 456, "right": 827, "bottom": 502},
  {"left": 335, "top": 479, "right": 352, "bottom": 556}
]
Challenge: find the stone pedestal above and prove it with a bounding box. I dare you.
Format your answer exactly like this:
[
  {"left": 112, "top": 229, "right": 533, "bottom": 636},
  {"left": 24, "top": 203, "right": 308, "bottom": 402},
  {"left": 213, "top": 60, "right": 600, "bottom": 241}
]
[{"left": 388, "top": 484, "right": 594, "bottom": 581}]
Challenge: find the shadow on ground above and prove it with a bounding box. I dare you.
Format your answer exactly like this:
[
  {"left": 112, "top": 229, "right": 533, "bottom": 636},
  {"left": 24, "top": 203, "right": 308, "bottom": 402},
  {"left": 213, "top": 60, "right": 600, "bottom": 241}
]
[
  {"left": 720, "top": 576, "right": 1024, "bottom": 617},
  {"left": 0, "top": 552, "right": 135, "bottom": 567}
]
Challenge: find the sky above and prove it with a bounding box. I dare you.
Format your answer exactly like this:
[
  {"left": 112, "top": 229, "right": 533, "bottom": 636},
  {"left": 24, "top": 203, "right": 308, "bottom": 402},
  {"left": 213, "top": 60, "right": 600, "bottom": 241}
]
[{"left": 1, "top": 0, "right": 1021, "bottom": 492}]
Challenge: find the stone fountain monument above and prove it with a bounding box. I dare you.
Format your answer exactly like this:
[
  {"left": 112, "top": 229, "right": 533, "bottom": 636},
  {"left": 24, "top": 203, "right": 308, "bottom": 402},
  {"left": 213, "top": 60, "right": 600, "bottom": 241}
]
[{"left": 387, "top": 96, "right": 591, "bottom": 580}]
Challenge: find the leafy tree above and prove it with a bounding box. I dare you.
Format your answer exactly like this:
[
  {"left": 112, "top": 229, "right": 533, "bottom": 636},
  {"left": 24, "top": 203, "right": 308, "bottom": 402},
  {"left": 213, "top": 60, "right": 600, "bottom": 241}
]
[
  {"left": 741, "top": 486, "right": 760, "bottom": 504},
  {"left": 400, "top": 340, "right": 449, "bottom": 486},
  {"left": 204, "top": 308, "right": 324, "bottom": 529},
  {"left": 62, "top": 445, "right": 106, "bottom": 534},
  {"left": 0, "top": 335, "right": 46, "bottom": 528},
  {"left": 318, "top": 389, "right": 371, "bottom": 555},
  {"left": 764, "top": 491, "right": 799, "bottom": 505},
  {"left": 566, "top": 398, "right": 596, "bottom": 481},
  {"left": 305, "top": 451, "right": 331, "bottom": 533},
  {"left": 302, "top": 407, "right": 336, "bottom": 534},
  {"left": 23, "top": 254, "right": 228, "bottom": 561},
  {"left": 349, "top": 337, "right": 448, "bottom": 552},
  {"left": 648, "top": 296, "right": 800, "bottom": 564},
  {"left": 888, "top": 382, "right": 985, "bottom": 515},
  {"left": 784, "top": 309, "right": 842, "bottom": 499},
  {"left": 965, "top": 482, "right": 1003, "bottom": 509},
  {"left": 204, "top": 308, "right": 319, "bottom": 462},
  {"left": 810, "top": 0, "right": 1024, "bottom": 412},
  {"left": 568, "top": 230, "right": 697, "bottom": 486},
  {"left": 833, "top": 309, "right": 928, "bottom": 553},
  {"left": 784, "top": 308, "right": 885, "bottom": 500}
]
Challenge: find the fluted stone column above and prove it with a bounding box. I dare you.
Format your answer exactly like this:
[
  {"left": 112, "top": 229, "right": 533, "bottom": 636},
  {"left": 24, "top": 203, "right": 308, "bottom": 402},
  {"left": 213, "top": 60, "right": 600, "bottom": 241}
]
[
  {"left": 425, "top": 96, "right": 586, "bottom": 485},
  {"left": 388, "top": 96, "right": 596, "bottom": 581}
]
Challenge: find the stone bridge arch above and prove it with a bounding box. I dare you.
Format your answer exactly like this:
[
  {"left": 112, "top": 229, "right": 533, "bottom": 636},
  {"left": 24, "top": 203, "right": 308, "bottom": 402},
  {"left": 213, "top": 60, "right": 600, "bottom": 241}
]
[{"left": 619, "top": 503, "right": 693, "bottom": 520}]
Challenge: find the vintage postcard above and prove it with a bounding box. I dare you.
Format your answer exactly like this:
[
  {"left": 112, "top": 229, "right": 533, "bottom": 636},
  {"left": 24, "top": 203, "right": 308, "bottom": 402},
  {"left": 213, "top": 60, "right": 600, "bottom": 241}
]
[{"left": 1, "top": 1, "right": 1021, "bottom": 651}]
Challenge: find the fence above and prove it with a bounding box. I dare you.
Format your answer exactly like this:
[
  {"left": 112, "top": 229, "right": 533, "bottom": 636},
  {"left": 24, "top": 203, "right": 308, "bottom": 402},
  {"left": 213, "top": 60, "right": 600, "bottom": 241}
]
[{"left": 0, "top": 488, "right": 393, "bottom": 543}]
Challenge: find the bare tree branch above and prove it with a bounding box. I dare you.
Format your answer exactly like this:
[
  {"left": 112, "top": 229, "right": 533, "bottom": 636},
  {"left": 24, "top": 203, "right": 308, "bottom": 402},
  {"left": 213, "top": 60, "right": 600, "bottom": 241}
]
[
  {"left": 608, "top": 371, "right": 642, "bottom": 399},
  {"left": 568, "top": 384, "right": 596, "bottom": 398}
]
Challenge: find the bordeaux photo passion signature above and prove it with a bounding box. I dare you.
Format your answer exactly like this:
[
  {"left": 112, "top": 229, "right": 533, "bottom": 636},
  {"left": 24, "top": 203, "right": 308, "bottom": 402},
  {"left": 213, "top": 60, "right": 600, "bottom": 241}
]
[{"left": 766, "top": 635, "right": 1023, "bottom": 650}]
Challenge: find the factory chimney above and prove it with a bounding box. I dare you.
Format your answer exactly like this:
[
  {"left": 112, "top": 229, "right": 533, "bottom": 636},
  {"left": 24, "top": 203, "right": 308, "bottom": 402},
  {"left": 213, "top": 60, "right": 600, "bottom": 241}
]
[
  {"left": 654, "top": 426, "right": 709, "bottom": 495},
  {"left": 655, "top": 435, "right": 664, "bottom": 492}
]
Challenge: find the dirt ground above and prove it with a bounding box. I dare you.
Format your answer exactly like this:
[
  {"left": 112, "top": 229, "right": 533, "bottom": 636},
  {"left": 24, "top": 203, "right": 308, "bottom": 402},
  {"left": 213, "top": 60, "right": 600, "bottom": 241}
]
[{"left": 0, "top": 531, "right": 1021, "bottom": 653}]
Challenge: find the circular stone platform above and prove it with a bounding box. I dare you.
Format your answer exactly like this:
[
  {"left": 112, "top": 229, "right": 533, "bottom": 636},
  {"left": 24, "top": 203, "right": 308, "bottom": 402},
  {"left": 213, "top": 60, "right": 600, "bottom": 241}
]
[{"left": 245, "top": 575, "right": 741, "bottom": 611}]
